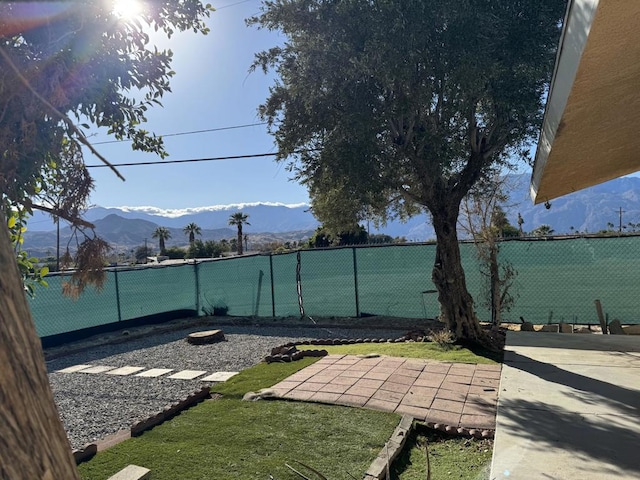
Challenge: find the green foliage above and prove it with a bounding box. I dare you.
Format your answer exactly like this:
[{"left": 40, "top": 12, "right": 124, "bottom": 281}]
[
  {"left": 0, "top": 0, "right": 211, "bottom": 295},
  {"left": 163, "top": 246, "right": 186, "bottom": 259},
  {"left": 186, "top": 239, "right": 226, "bottom": 258},
  {"left": 151, "top": 227, "right": 171, "bottom": 255},
  {"left": 7, "top": 209, "right": 48, "bottom": 297},
  {"left": 134, "top": 245, "right": 153, "bottom": 263},
  {"left": 307, "top": 224, "right": 368, "bottom": 248},
  {"left": 530, "top": 224, "right": 555, "bottom": 237},
  {"left": 183, "top": 222, "right": 201, "bottom": 244}
]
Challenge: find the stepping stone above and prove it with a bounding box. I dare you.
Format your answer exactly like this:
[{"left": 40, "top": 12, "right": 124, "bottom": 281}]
[
  {"left": 201, "top": 371, "right": 239, "bottom": 382},
  {"left": 56, "top": 364, "right": 93, "bottom": 373},
  {"left": 77, "top": 365, "right": 116, "bottom": 374},
  {"left": 136, "top": 368, "right": 173, "bottom": 378},
  {"left": 105, "top": 366, "right": 146, "bottom": 376},
  {"left": 106, "top": 464, "right": 150, "bottom": 480},
  {"left": 187, "top": 329, "right": 225, "bottom": 345},
  {"left": 168, "top": 370, "right": 208, "bottom": 380}
]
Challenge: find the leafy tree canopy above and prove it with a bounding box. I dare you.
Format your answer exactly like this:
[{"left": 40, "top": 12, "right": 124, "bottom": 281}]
[
  {"left": 0, "top": 0, "right": 211, "bottom": 292},
  {"left": 250, "top": 0, "right": 566, "bottom": 344}
]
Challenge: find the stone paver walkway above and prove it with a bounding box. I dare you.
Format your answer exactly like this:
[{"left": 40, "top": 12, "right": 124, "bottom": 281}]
[{"left": 271, "top": 354, "right": 501, "bottom": 432}]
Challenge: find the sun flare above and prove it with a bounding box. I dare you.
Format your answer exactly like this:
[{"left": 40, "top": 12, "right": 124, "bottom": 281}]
[{"left": 112, "top": 0, "right": 143, "bottom": 20}]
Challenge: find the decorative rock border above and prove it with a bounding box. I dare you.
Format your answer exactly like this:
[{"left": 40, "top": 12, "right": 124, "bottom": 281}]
[
  {"left": 265, "top": 330, "right": 431, "bottom": 363},
  {"left": 131, "top": 387, "right": 211, "bottom": 437},
  {"left": 424, "top": 422, "right": 493, "bottom": 439}
]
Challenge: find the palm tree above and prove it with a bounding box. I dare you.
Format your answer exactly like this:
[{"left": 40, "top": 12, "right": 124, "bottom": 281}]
[
  {"left": 183, "top": 222, "right": 201, "bottom": 245},
  {"left": 152, "top": 226, "right": 171, "bottom": 255},
  {"left": 228, "top": 212, "right": 250, "bottom": 255}
]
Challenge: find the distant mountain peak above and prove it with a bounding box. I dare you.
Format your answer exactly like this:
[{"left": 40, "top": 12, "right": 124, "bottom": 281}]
[{"left": 113, "top": 202, "right": 311, "bottom": 218}]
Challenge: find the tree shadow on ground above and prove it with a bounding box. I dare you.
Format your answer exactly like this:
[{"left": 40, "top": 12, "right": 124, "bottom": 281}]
[
  {"left": 497, "top": 351, "right": 640, "bottom": 477},
  {"left": 507, "top": 351, "right": 639, "bottom": 416},
  {"left": 497, "top": 397, "right": 640, "bottom": 477}
]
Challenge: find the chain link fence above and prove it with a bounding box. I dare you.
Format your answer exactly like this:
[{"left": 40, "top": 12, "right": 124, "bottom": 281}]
[{"left": 29, "top": 235, "right": 640, "bottom": 338}]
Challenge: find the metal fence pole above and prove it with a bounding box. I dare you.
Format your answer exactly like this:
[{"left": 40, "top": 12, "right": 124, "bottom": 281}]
[
  {"left": 194, "top": 261, "right": 200, "bottom": 316},
  {"left": 353, "top": 247, "right": 360, "bottom": 317},
  {"left": 113, "top": 268, "right": 122, "bottom": 322},
  {"left": 269, "top": 254, "right": 276, "bottom": 317}
]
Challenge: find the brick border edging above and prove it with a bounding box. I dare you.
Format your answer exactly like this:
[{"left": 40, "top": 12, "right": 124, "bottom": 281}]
[
  {"left": 131, "top": 386, "right": 211, "bottom": 437},
  {"left": 364, "top": 415, "right": 413, "bottom": 480},
  {"left": 73, "top": 443, "right": 98, "bottom": 464},
  {"left": 73, "top": 387, "right": 213, "bottom": 465}
]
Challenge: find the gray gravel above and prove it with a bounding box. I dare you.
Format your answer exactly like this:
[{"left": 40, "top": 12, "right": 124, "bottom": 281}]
[{"left": 47, "top": 325, "right": 407, "bottom": 450}]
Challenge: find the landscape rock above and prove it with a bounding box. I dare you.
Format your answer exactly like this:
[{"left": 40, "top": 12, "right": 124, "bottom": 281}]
[
  {"left": 540, "top": 324, "right": 559, "bottom": 332},
  {"left": 186, "top": 329, "right": 225, "bottom": 345},
  {"left": 608, "top": 319, "right": 626, "bottom": 335},
  {"left": 622, "top": 324, "right": 640, "bottom": 335}
]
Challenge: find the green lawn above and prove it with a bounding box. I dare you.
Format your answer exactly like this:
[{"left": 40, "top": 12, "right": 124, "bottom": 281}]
[
  {"left": 79, "top": 399, "right": 400, "bottom": 480},
  {"left": 298, "top": 341, "right": 500, "bottom": 364},
  {"left": 393, "top": 427, "right": 492, "bottom": 480}
]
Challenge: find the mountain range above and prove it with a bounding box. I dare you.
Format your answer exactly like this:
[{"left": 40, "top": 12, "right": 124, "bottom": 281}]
[{"left": 22, "top": 174, "right": 640, "bottom": 257}]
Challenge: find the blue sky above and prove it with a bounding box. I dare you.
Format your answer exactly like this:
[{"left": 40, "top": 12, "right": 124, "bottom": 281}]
[{"left": 86, "top": 0, "right": 310, "bottom": 209}]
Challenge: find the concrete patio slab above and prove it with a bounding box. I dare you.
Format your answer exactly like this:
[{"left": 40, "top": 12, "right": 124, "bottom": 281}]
[
  {"left": 105, "top": 366, "right": 146, "bottom": 376},
  {"left": 491, "top": 332, "right": 640, "bottom": 480},
  {"left": 200, "top": 371, "right": 239, "bottom": 382},
  {"left": 167, "top": 370, "right": 207, "bottom": 380},
  {"left": 56, "top": 364, "right": 93, "bottom": 373},
  {"left": 135, "top": 368, "right": 173, "bottom": 378}
]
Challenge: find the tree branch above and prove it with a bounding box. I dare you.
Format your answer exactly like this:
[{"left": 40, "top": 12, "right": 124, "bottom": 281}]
[
  {"left": 27, "top": 202, "right": 94, "bottom": 229},
  {"left": 0, "top": 45, "right": 125, "bottom": 181}
]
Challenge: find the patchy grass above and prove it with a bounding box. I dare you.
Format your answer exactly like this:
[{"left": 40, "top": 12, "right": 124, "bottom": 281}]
[
  {"left": 211, "top": 356, "right": 320, "bottom": 398},
  {"left": 393, "top": 427, "right": 493, "bottom": 480},
  {"left": 298, "top": 342, "right": 499, "bottom": 364},
  {"left": 78, "top": 398, "right": 400, "bottom": 480}
]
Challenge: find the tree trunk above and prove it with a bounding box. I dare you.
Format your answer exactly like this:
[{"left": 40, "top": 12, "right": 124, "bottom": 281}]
[
  {"left": 488, "top": 242, "right": 501, "bottom": 327},
  {"left": 0, "top": 210, "right": 80, "bottom": 479},
  {"left": 430, "top": 201, "right": 486, "bottom": 344},
  {"left": 237, "top": 225, "right": 243, "bottom": 255}
]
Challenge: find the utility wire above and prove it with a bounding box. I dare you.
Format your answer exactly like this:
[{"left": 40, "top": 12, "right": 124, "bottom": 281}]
[
  {"left": 85, "top": 148, "right": 318, "bottom": 168},
  {"left": 91, "top": 122, "right": 268, "bottom": 146},
  {"left": 85, "top": 152, "right": 278, "bottom": 168}
]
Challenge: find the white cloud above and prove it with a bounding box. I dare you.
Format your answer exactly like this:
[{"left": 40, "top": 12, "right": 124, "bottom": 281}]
[{"left": 111, "top": 202, "right": 310, "bottom": 218}]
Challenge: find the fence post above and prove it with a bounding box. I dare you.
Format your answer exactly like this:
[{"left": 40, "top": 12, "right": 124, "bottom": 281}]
[
  {"left": 352, "top": 247, "right": 360, "bottom": 317},
  {"left": 113, "top": 268, "right": 122, "bottom": 322},
  {"left": 194, "top": 260, "right": 200, "bottom": 316},
  {"left": 269, "top": 254, "right": 276, "bottom": 317}
]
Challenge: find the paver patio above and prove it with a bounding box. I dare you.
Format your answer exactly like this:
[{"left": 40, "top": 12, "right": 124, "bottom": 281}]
[{"left": 271, "top": 354, "right": 501, "bottom": 431}]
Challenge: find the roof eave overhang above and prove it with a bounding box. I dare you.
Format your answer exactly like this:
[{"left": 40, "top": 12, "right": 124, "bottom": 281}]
[{"left": 531, "top": 0, "right": 640, "bottom": 204}]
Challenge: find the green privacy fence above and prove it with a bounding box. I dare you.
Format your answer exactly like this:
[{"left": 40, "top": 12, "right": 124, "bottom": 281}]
[{"left": 28, "top": 235, "right": 640, "bottom": 338}]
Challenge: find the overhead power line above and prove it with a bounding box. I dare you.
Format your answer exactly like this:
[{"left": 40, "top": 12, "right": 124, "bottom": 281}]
[
  {"left": 85, "top": 152, "right": 278, "bottom": 168},
  {"left": 91, "top": 122, "right": 268, "bottom": 146}
]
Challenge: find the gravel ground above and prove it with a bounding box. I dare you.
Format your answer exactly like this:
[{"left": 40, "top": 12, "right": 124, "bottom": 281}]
[{"left": 47, "top": 324, "right": 408, "bottom": 450}]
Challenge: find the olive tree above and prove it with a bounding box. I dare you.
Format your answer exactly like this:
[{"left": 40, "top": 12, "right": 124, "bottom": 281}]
[
  {"left": 0, "top": 2, "right": 211, "bottom": 477},
  {"left": 250, "top": 0, "right": 566, "bottom": 346}
]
